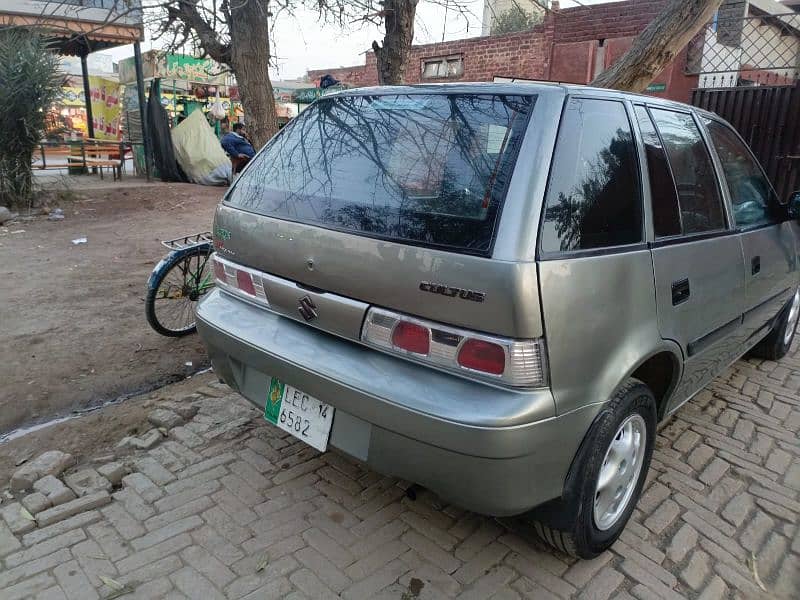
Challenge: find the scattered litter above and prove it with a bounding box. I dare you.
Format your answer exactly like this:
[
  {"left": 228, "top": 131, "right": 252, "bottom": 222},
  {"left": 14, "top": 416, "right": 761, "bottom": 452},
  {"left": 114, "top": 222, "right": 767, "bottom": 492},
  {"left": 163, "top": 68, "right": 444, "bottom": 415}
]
[
  {"left": 19, "top": 506, "right": 36, "bottom": 522},
  {"left": 10, "top": 230, "right": 25, "bottom": 234},
  {"left": 99, "top": 575, "right": 125, "bottom": 591},
  {"left": 99, "top": 575, "right": 134, "bottom": 598},
  {"left": 48, "top": 208, "right": 65, "bottom": 221},
  {"left": 749, "top": 553, "right": 768, "bottom": 592},
  {"left": 256, "top": 554, "right": 270, "bottom": 572},
  {"left": 185, "top": 361, "right": 193, "bottom": 367},
  {"left": 15, "top": 452, "right": 32, "bottom": 466},
  {"left": 71, "top": 237, "right": 87, "bottom": 245},
  {"left": 86, "top": 554, "right": 107, "bottom": 560}
]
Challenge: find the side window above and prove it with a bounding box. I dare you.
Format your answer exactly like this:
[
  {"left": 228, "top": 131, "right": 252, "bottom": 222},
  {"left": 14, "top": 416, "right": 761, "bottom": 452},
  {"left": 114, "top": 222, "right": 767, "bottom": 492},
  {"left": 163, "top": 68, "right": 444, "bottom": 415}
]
[
  {"left": 541, "top": 98, "right": 642, "bottom": 253},
  {"left": 634, "top": 106, "right": 681, "bottom": 237},
  {"left": 649, "top": 109, "right": 725, "bottom": 234},
  {"left": 704, "top": 119, "right": 781, "bottom": 229}
]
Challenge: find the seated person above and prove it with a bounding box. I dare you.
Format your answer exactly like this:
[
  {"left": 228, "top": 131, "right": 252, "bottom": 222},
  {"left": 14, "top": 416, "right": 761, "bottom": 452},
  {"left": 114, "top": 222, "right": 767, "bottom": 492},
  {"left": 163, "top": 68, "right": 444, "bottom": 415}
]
[{"left": 221, "top": 122, "right": 256, "bottom": 162}]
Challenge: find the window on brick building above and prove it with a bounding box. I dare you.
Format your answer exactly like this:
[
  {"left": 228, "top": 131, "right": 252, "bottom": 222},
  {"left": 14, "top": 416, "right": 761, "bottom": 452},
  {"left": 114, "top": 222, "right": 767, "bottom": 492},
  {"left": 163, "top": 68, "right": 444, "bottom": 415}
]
[{"left": 422, "top": 55, "right": 464, "bottom": 79}]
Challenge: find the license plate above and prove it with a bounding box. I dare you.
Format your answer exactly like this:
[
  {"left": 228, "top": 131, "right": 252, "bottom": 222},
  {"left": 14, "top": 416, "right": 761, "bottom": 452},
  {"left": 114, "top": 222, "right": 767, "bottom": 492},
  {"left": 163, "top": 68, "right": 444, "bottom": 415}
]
[{"left": 264, "top": 377, "right": 334, "bottom": 452}]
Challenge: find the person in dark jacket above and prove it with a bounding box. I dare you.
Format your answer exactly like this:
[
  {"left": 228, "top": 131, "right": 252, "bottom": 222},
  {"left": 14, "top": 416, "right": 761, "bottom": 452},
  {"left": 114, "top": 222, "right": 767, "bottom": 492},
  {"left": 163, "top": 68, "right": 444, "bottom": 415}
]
[{"left": 221, "top": 123, "right": 256, "bottom": 159}]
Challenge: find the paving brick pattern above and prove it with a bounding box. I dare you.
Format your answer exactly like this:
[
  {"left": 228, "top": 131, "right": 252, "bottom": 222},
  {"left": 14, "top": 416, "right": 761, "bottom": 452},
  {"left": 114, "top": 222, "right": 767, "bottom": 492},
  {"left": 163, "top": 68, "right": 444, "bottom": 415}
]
[{"left": 1, "top": 347, "right": 799, "bottom": 599}]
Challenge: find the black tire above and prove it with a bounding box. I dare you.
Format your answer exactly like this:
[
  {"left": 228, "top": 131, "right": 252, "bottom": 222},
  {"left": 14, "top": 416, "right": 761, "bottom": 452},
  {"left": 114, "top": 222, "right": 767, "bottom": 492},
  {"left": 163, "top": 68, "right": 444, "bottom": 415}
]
[
  {"left": 527, "top": 378, "right": 657, "bottom": 559},
  {"left": 146, "top": 246, "right": 214, "bottom": 337},
  {"left": 748, "top": 290, "right": 800, "bottom": 361}
]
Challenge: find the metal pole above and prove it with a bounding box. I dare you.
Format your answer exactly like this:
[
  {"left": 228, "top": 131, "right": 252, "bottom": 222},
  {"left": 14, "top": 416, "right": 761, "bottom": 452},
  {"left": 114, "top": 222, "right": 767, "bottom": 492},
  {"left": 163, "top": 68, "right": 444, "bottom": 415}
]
[
  {"left": 80, "top": 53, "right": 95, "bottom": 139},
  {"left": 133, "top": 41, "right": 152, "bottom": 182}
]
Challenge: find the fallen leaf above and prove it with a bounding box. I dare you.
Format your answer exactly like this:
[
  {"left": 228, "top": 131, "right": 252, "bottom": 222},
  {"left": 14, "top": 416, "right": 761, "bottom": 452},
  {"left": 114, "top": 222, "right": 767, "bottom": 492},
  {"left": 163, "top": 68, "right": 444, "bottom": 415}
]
[
  {"left": 19, "top": 506, "right": 36, "bottom": 521},
  {"left": 255, "top": 553, "right": 269, "bottom": 572}
]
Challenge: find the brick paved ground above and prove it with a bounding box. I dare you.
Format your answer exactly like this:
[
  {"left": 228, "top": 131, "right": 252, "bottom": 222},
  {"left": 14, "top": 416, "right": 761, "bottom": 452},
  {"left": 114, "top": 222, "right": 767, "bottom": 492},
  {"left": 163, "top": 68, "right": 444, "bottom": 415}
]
[{"left": 1, "top": 347, "right": 799, "bottom": 599}]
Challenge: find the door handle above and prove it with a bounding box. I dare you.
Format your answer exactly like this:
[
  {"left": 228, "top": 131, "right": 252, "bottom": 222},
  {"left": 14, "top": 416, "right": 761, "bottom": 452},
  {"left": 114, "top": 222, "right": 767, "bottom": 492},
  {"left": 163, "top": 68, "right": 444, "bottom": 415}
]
[
  {"left": 752, "top": 256, "right": 761, "bottom": 275},
  {"left": 672, "top": 278, "right": 690, "bottom": 306}
]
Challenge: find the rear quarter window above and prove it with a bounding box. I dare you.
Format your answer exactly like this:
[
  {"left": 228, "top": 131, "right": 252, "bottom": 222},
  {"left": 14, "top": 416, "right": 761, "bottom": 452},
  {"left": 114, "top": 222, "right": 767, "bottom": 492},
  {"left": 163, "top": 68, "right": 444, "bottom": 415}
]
[
  {"left": 540, "top": 97, "right": 642, "bottom": 254},
  {"left": 225, "top": 93, "right": 534, "bottom": 255}
]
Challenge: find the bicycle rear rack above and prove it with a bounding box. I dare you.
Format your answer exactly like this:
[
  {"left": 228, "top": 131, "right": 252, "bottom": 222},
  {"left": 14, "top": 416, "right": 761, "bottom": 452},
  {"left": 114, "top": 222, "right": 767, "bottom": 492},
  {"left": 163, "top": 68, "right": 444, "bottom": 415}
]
[{"left": 160, "top": 231, "right": 213, "bottom": 251}]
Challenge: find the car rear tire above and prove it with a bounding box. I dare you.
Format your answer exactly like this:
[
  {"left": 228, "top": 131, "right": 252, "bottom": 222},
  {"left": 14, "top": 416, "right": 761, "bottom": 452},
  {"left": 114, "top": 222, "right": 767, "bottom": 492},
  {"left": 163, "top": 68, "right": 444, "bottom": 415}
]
[
  {"left": 749, "top": 289, "right": 800, "bottom": 361},
  {"left": 527, "top": 378, "right": 656, "bottom": 559}
]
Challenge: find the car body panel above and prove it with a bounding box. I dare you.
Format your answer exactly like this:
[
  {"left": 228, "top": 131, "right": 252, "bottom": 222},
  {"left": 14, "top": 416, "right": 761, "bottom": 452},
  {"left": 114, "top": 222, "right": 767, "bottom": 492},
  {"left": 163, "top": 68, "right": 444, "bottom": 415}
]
[
  {"left": 651, "top": 234, "right": 747, "bottom": 409},
  {"left": 214, "top": 204, "right": 544, "bottom": 339},
  {"left": 538, "top": 250, "right": 669, "bottom": 416},
  {"left": 740, "top": 223, "right": 798, "bottom": 337}
]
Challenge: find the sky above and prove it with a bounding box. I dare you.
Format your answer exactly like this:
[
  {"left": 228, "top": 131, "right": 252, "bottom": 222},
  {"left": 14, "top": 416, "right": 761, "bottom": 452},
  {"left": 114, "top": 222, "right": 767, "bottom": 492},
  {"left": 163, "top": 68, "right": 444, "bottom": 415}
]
[{"left": 105, "top": 0, "right": 604, "bottom": 81}]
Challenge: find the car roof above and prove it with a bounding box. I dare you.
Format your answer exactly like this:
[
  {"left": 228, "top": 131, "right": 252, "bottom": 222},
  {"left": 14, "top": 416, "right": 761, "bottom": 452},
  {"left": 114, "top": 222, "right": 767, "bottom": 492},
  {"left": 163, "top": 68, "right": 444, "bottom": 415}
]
[{"left": 325, "top": 81, "right": 713, "bottom": 117}]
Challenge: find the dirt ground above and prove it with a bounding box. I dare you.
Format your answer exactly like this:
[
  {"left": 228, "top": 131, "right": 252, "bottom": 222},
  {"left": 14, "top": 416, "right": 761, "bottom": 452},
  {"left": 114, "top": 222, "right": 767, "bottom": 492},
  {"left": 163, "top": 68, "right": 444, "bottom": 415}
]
[{"left": 0, "top": 181, "right": 223, "bottom": 436}]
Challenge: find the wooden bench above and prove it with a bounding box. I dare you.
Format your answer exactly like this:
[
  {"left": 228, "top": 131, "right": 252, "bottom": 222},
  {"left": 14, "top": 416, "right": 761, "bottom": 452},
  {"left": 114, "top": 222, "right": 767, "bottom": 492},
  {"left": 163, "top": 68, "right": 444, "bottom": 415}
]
[
  {"left": 34, "top": 141, "right": 127, "bottom": 180},
  {"left": 73, "top": 140, "right": 125, "bottom": 180},
  {"left": 33, "top": 144, "right": 76, "bottom": 171}
]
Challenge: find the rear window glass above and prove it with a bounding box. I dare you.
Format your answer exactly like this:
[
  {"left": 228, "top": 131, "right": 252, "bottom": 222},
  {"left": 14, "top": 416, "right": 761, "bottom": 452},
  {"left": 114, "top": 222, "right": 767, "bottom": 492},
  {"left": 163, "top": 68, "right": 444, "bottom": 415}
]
[{"left": 225, "top": 93, "right": 534, "bottom": 254}]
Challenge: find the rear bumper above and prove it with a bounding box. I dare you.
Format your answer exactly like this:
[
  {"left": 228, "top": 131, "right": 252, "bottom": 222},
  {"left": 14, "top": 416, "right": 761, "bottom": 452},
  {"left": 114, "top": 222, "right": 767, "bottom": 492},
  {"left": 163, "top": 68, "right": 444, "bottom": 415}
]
[{"left": 196, "top": 289, "right": 599, "bottom": 516}]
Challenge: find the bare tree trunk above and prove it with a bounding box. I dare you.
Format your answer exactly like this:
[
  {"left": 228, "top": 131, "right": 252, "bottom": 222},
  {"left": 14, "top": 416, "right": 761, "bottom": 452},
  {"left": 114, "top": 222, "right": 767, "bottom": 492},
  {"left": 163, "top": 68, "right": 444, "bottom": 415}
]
[
  {"left": 591, "top": 0, "right": 724, "bottom": 92},
  {"left": 168, "top": 0, "right": 279, "bottom": 149},
  {"left": 372, "top": 0, "right": 419, "bottom": 85},
  {"left": 228, "top": 0, "right": 278, "bottom": 149}
]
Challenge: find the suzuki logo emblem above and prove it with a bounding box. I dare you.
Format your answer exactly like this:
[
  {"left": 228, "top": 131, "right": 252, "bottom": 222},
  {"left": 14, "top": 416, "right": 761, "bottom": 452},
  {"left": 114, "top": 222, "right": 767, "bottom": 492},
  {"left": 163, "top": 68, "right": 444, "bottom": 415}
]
[{"left": 298, "top": 295, "right": 318, "bottom": 322}]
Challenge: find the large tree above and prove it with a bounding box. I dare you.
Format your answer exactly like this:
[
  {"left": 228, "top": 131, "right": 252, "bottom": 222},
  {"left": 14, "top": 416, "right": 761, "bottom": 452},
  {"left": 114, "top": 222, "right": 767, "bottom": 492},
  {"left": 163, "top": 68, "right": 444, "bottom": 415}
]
[
  {"left": 591, "top": 0, "right": 724, "bottom": 91},
  {"left": 371, "top": 0, "right": 420, "bottom": 85},
  {"left": 158, "top": 0, "right": 278, "bottom": 148}
]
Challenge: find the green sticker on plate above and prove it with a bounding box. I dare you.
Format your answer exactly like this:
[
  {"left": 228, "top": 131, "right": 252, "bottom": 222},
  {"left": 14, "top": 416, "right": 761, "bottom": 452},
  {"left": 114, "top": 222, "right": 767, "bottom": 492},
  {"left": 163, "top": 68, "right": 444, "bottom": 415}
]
[{"left": 265, "top": 378, "right": 285, "bottom": 424}]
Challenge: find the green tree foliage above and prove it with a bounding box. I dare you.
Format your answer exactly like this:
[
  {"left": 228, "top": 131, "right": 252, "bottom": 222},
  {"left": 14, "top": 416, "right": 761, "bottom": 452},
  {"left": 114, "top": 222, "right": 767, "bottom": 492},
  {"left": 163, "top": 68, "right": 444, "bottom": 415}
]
[
  {"left": 491, "top": 5, "right": 542, "bottom": 35},
  {"left": 0, "top": 30, "right": 63, "bottom": 208}
]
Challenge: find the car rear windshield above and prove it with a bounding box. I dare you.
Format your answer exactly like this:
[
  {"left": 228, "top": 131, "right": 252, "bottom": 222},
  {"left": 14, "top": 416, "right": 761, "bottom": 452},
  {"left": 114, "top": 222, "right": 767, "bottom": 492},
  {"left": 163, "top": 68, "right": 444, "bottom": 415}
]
[{"left": 224, "top": 93, "right": 534, "bottom": 254}]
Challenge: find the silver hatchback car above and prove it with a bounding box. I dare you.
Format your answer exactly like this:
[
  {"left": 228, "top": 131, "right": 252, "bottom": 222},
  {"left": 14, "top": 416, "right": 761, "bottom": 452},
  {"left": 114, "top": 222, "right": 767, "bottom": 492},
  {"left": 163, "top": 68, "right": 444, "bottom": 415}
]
[{"left": 197, "top": 83, "right": 800, "bottom": 558}]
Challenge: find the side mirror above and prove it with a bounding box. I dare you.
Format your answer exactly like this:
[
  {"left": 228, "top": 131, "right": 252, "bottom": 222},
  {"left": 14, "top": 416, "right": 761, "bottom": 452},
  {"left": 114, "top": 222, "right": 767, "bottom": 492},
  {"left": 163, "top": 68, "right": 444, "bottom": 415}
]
[{"left": 790, "top": 191, "right": 800, "bottom": 220}]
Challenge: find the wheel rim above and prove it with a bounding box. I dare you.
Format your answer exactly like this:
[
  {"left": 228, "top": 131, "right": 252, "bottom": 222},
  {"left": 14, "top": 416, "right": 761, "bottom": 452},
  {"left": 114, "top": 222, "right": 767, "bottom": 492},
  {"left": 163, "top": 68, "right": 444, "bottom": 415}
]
[
  {"left": 153, "top": 251, "right": 214, "bottom": 334},
  {"left": 783, "top": 289, "right": 800, "bottom": 347},
  {"left": 593, "top": 414, "right": 647, "bottom": 531}
]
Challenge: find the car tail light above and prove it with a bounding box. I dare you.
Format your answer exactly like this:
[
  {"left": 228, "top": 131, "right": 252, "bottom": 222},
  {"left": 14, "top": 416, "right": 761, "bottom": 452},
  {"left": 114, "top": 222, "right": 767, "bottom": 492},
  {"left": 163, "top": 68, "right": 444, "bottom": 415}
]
[
  {"left": 458, "top": 339, "right": 505, "bottom": 375},
  {"left": 236, "top": 270, "right": 256, "bottom": 296},
  {"left": 391, "top": 321, "right": 430, "bottom": 355},
  {"left": 213, "top": 259, "right": 227, "bottom": 283},
  {"left": 212, "top": 254, "right": 269, "bottom": 306},
  {"left": 361, "top": 307, "right": 548, "bottom": 388}
]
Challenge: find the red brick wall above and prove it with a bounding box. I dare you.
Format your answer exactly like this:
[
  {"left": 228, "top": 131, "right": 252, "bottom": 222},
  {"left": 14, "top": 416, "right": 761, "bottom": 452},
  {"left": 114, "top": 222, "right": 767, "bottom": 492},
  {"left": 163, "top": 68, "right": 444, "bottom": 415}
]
[
  {"left": 308, "top": 0, "right": 698, "bottom": 103},
  {"left": 552, "top": 0, "right": 668, "bottom": 42}
]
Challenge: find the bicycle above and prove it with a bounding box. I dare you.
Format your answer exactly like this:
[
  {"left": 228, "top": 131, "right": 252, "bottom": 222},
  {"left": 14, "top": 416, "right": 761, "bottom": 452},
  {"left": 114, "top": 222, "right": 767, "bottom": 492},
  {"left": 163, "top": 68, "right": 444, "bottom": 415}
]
[{"left": 145, "top": 231, "right": 215, "bottom": 337}]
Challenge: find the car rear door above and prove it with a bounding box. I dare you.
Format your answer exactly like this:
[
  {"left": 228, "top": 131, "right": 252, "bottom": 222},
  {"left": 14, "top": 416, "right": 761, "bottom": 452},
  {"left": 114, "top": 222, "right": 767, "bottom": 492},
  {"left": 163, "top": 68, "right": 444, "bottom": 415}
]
[
  {"left": 634, "top": 105, "right": 746, "bottom": 413},
  {"left": 701, "top": 117, "right": 798, "bottom": 341}
]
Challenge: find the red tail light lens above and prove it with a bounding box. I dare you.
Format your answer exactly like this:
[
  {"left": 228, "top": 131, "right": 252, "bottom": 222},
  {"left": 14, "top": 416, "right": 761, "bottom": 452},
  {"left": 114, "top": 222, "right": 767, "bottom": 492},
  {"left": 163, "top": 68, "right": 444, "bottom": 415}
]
[
  {"left": 236, "top": 269, "right": 256, "bottom": 296},
  {"left": 458, "top": 339, "right": 505, "bottom": 375},
  {"left": 213, "top": 258, "right": 227, "bottom": 283},
  {"left": 391, "top": 321, "right": 430, "bottom": 355}
]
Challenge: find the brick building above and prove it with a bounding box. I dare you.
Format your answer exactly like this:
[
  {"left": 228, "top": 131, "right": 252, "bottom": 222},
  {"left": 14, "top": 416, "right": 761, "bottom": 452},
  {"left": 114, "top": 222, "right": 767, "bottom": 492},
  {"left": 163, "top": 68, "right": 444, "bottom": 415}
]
[{"left": 308, "top": 0, "right": 698, "bottom": 103}]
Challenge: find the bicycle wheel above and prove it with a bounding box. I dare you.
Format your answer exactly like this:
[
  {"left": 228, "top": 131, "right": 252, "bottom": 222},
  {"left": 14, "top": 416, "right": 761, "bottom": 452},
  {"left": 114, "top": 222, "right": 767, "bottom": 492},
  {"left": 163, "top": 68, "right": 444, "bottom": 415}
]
[{"left": 145, "top": 245, "right": 214, "bottom": 337}]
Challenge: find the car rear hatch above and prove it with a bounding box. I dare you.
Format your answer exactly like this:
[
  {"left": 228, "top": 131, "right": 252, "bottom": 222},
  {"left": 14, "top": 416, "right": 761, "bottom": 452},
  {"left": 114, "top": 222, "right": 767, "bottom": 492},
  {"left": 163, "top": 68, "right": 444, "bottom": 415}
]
[{"left": 212, "top": 89, "right": 545, "bottom": 382}]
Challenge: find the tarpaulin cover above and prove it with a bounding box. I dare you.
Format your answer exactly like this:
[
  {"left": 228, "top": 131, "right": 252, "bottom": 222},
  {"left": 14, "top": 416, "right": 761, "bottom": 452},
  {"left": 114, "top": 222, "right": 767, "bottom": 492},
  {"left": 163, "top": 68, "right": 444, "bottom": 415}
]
[
  {"left": 171, "top": 109, "right": 231, "bottom": 186},
  {"left": 146, "top": 79, "right": 185, "bottom": 182}
]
